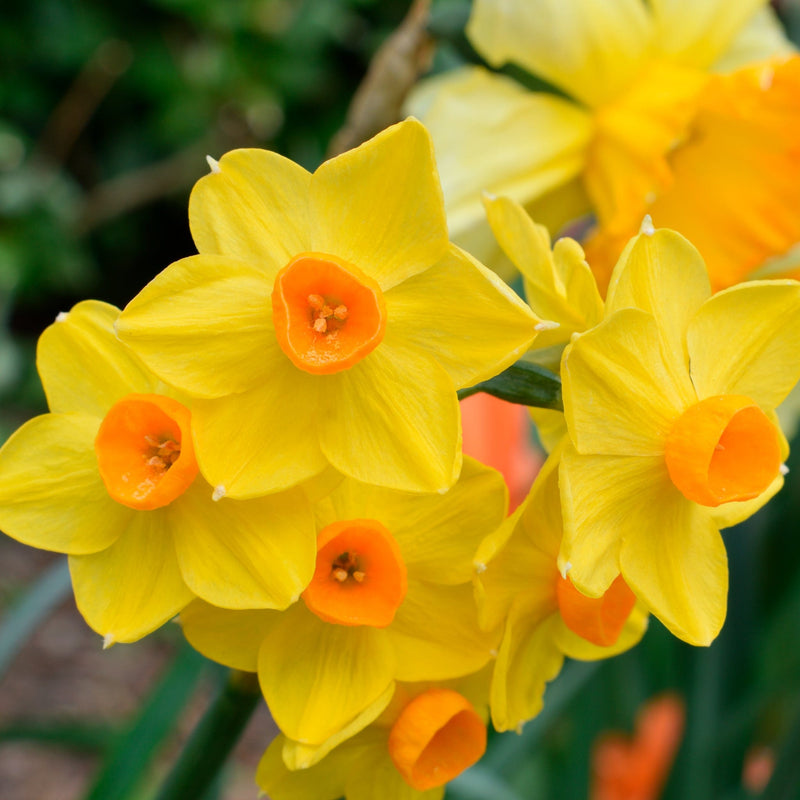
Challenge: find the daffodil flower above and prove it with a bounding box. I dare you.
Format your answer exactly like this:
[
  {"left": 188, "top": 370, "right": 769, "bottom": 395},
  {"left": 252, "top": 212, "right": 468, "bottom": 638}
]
[
  {"left": 411, "top": 0, "right": 800, "bottom": 290},
  {"left": 0, "top": 301, "right": 316, "bottom": 644},
  {"left": 179, "top": 459, "right": 505, "bottom": 753},
  {"left": 474, "top": 442, "right": 648, "bottom": 732},
  {"left": 257, "top": 671, "right": 490, "bottom": 800},
  {"left": 559, "top": 227, "right": 800, "bottom": 645},
  {"left": 116, "top": 119, "right": 539, "bottom": 498}
]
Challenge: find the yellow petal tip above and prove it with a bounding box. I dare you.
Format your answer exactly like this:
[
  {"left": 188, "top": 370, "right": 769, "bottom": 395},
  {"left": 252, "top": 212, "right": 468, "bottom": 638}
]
[
  {"left": 781, "top": 463, "right": 790, "bottom": 476},
  {"left": 205, "top": 154, "right": 221, "bottom": 174},
  {"left": 102, "top": 633, "right": 116, "bottom": 650},
  {"left": 212, "top": 484, "right": 226, "bottom": 501},
  {"left": 560, "top": 561, "right": 572, "bottom": 580},
  {"left": 475, "top": 561, "right": 487, "bottom": 574},
  {"left": 535, "top": 320, "right": 560, "bottom": 332},
  {"left": 55, "top": 311, "right": 69, "bottom": 323},
  {"left": 640, "top": 214, "right": 655, "bottom": 236}
]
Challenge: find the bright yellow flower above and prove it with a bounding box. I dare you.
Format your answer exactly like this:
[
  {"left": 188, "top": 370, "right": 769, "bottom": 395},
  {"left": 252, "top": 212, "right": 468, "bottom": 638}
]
[
  {"left": 179, "top": 459, "right": 505, "bottom": 752},
  {"left": 474, "top": 442, "right": 648, "bottom": 732},
  {"left": 559, "top": 227, "right": 800, "bottom": 645},
  {"left": 257, "top": 671, "right": 490, "bottom": 800},
  {"left": 116, "top": 119, "right": 539, "bottom": 498},
  {"left": 0, "top": 301, "right": 316, "bottom": 644},
  {"left": 411, "top": 0, "right": 800, "bottom": 290}
]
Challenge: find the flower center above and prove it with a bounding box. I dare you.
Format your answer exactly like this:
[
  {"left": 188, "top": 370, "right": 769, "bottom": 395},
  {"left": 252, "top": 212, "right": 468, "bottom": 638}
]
[
  {"left": 94, "top": 393, "right": 199, "bottom": 510},
  {"left": 388, "top": 688, "right": 487, "bottom": 791},
  {"left": 271, "top": 252, "right": 387, "bottom": 374},
  {"left": 301, "top": 519, "right": 407, "bottom": 627},
  {"left": 556, "top": 573, "right": 636, "bottom": 648},
  {"left": 664, "top": 395, "right": 781, "bottom": 507}
]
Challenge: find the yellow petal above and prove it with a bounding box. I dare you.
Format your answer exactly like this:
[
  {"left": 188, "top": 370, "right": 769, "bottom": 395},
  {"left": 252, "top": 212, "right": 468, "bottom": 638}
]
[
  {"left": 347, "top": 746, "right": 445, "bottom": 800},
  {"left": 651, "top": 0, "right": 769, "bottom": 68},
  {"left": 385, "top": 244, "right": 538, "bottom": 389},
  {"left": 554, "top": 600, "right": 649, "bottom": 661},
  {"left": 688, "top": 281, "right": 800, "bottom": 410},
  {"left": 258, "top": 604, "right": 396, "bottom": 745},
  {"left": 309, "top": 119, "right": 449, "bottom": 291},
  {"left": 282, "top": 685, "right": 394, "bottom": 770},
  {"left": 710, "top": 473, "right": 784, "bottom": 530},
  {"left": 180, "top": 599, "right": 275, "bottom": 672},
  {"left": 413, "top": 68, "right": 590, "bottom": 246},
  {"left": 474, "top": 446, "right": 562, "bottom": 632},
  {"left": 528, "top": 407, "right": 568, "bottom": 454},
  {"left": 38, "top": 300, "right": 156, "bottom": 417},
  {"left": 713, "top": 7, "right": 795, "bottom": 73},
  {"left": 467, "top": 0, "right": 652, "bottom": 107},
  {"left": 320, "top": 345, "right": 461, "bottom": 493},
  {"left": 390, "top": 581, "right": 498, "bottom": 682},
  {"left": 620, "top": 498, "right": 728, "bottom": 646},
  {"left": 483, "top": 195, "right": 602, "bottom": 350},
  {"left": 116, "top": 255, "right": 276, "bottom": 399},
  {"left": 70, "top": 511, "right": 194, "bottom": 643},
  {"left": 320, "top": 458, "right": 506, "bottom": 587},
  {"left": 605, "top": 227, "right": 709, "bottom": 398},
  {"left": 189, "top": 148, "right": 312, "bottom": 277},
  {"left": 0, "top": 414, "right": 132, "bottom": 554},
  {"left": 562, "top": 309, "right": 689, "bottom": 457},
  {"left": 190, "top": 371, "right": 327, "bottom": 498},
  {"left": 559, "top": 445, "right": 673, "bottom": 597},
  {"left": 257, "top": 732, "right": 354, "bottom": 800},
  {"left": 170, "top": 481, "right": 315, "bottom": 609},
  {"left": 490, "top": 600, "right": 564, "bottom": 732}
]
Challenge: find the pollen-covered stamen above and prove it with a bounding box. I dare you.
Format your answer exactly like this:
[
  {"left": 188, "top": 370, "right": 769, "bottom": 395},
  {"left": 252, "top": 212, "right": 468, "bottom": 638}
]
[
  {"left": 95, "top": 393, "right": 199, "bottom": 511},
  {"left": 272, "top": 252, "right": 386, "bottom": 374},
  {"left": 302, "top": 519, "right": 407, "bottom": 627}
]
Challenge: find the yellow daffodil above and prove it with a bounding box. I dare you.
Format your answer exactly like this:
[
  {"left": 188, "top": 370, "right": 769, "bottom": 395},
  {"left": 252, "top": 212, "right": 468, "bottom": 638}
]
[
  {"left": 0, "top": 301, "right": 316, "bottom": 644},
  {"left": 559, "top": 227, "right": 800, "bottom": 646},
  {"left": 474, "top": 442, "right": 648, "bottom": 732},
  {"left": 411, "top": 0, "right": 800, "bottom": 291},
  {"left": 179, "top": 459, "right": 505, "bottom": 753},
  {"left": 116, "top": 118, "right": 539, "bottom": 498},
  {"left": 257, "top": 671, "right": 490, "bottom": 800}
]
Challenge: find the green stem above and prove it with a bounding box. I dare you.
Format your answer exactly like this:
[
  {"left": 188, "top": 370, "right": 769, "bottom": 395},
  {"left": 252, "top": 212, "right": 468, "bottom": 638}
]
[{"left": 154, "top": 670, "right": 261, "bottom": 800}]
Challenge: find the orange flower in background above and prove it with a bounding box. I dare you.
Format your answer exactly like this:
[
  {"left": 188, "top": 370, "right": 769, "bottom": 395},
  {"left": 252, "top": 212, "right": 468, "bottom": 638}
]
[
  {"left": 460, "top": 392, "right": 542, "bottom": 511},
  {"left": 591, "top": 694, "right": 685, "bottom": 800}
]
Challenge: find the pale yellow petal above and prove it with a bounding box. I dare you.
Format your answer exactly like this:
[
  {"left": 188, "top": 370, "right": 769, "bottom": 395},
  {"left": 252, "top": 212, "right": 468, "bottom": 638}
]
[
  {"left": 713, "top": 7, "right": 795, "bottom": 73},
  {"left": 651, "top": 0, "right": 770, "bottom": 68},
  {"left": 171, "top": 481, "right": 315, "bottom": 609},
  {"left": 180, "top": 599, "right": 275, "bottom": 672},
  {"left": 70, "top": 511, "right": 194, "bottom": 643},
  {"left": 390, "top": 581, "right": 498, "bottom": 682},
  {"left": 38, "top": 300, "right": 156, "bottom": 417},
  {"left": 320, "top": 345, "right": 461, "bottom": 493},
  {"left": 688, "top": 281, "right": 800, "bottom": 410},
  {"left": 190, "top": 367, "right": 326, "bottom": 499},
  {"left": 559, "top": 445, "right": 674, "bottom": 598},
  {"left": 116, "top": 255, "right": 276, "bottom": 399},
  {"left": 258, "top": 604, "right": 396, "bottom": 745},
  {"left": 605, "top": 227, "right": 709, "bottom": 400},
  {"left": 309, "top": 118, "right": 449, "bottom": 290},
  {"left": 189, "top": 148, "right": 312, "bottom": 277},
  {"left": 385, "top": 244, "right": 538, "bottom": 389},
  {"left": 562, "top": 309, "right": 688, "bottom": 457},
  {"left": 620, "top": 499, "right": 728, "bottom": 646},
  {"left": 0, "top": 414, "right": 132, "bottom": 555},
  {"left": 490, "top": 600, "right": 564, "bottom": 732},
  {"left": 418, "top": 68, "right": 590, "bottom": 241},
  {"left": 467, "top": 0, "right": 652, "bottom": 106}
]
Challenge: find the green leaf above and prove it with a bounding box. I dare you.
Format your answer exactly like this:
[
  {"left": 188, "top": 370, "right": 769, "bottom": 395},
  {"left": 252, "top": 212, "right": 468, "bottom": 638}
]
[
  {"left": 458, "top": 360, "right": 563, "bottom": 411},
  {"left": 83, "top": 641, "right": 208, "bottom": 800},
  {"left": 0, "top": 557, "right": 71, "bottom": 682}
]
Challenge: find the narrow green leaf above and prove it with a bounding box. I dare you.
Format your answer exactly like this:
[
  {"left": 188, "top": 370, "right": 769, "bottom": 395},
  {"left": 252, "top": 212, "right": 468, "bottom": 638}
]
[
  {"left": 0, "top": 721, "right": 118, "bottom": 752},
  {"left": 83, "top": 641, "right": 208, "bottom": 800},
  {"left": 0, "top": 557, "right": 71, "bottom": 681},
  {"left": 457, "top": 360, "right": 563, "bottom": 411},
  {"left": 154, "top": 670, "right": 261, "bottom": 800}
]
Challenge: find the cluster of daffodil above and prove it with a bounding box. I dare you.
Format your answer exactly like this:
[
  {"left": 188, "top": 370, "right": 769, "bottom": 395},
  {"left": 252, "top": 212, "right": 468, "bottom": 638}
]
[{"left": 2, "top": 1, "right": 800, "bottom": 798}]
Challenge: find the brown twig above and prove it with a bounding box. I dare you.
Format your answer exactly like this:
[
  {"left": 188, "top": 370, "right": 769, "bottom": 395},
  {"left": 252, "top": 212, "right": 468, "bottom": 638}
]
[{"left": 327, "top": 0, "right": 434, "bottom": 157}]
